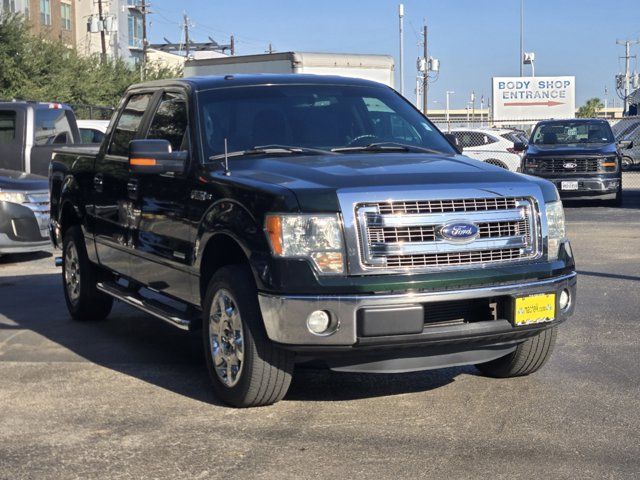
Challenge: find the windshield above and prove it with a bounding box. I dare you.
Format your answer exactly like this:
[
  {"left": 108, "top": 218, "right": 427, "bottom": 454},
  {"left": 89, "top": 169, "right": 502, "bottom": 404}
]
[
  {"left": 531, "top": 121, "right": 614, "bottom": 145},
  {"left": 198, "top": 84, "right": 455, "bottom": 159}
]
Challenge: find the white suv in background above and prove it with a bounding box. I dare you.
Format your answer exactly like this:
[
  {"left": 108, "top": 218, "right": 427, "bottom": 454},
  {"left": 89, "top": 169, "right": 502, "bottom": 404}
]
[{"left": 451, "top": 127, "right": 526, "bottom": 172}]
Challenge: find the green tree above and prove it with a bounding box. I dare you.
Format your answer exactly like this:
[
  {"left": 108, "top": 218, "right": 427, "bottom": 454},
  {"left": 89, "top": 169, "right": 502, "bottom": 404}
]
[
  {"left": 576, "top": 98, "right": 604, "bottom": 118},
  {"left": 0, "top": 13, "right": 180, "bottom": 115}
]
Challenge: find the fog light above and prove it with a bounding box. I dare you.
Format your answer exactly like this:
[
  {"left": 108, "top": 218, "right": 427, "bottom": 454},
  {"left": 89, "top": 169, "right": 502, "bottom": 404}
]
[
  {"left": 306, "top": 310, "right": 331, "bottom": 335},
  {"left": 559, "top": 289, "right": 571, "bottom": 310}
]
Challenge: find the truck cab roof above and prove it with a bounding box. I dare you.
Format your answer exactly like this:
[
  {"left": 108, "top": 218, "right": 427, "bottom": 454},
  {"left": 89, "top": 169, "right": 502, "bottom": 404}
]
[{"left": 128, "top": 73, "right": 391, "bottom": 94}]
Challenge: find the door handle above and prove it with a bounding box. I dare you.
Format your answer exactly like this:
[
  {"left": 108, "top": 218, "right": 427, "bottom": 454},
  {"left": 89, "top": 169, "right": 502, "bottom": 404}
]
[
  {"left": 93, "top": 173, "right": 103, "bottom": 192},
  {"left": 127, "top": 179, "right": 139, "bottom": 199}
]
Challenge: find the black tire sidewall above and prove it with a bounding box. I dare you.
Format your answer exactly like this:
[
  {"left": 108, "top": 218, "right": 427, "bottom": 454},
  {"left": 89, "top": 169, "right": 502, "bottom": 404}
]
[
  {"left": 62, "top": 226, "right": 112, "bottom": 320},
  {"left": 202, "top": 265, "right": 266, "bottom": 405}
]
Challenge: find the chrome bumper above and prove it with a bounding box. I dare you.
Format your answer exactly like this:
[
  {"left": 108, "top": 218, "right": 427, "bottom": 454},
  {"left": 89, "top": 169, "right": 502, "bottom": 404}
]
[{"left": 258, "top": 272, "right": 577, "bottom": 346}]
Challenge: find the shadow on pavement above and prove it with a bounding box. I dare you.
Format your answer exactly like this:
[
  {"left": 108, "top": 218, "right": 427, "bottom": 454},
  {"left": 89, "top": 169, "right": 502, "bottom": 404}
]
[
  {"left": 577, "top": 270, "right": 640, "bottom": 282},
  {"left": 0, "top": 250, "right": 52, "bottom": 265},
  {"left": 287, "top": 365, "right": 471, "bottom": 402},
  {"left": 0, "top": 272, "right": 469, "bottom": 406},
  {"left": 563, "top": 189, "right": 640, "bottom": 210}
]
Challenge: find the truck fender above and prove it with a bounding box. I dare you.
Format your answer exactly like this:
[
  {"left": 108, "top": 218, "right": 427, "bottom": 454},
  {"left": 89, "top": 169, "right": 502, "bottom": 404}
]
[{"left": 194, "top": 199, "right": 270, "bottom": 288}]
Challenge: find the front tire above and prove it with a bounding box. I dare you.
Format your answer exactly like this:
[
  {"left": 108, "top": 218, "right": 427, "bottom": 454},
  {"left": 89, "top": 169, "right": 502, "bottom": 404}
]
[
  {"left": 476, "top": 326, "right": 557, "bottom": 378},
  {"left": 203, "top": 265, "right": 294, "bottom": 407},
  {"left": 62, "top": 226, "right": 113, "bottom": 321}
]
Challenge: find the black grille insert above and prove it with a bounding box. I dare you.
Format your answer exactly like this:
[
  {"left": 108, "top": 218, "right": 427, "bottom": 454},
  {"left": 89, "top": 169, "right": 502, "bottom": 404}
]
[{"left": 423, "top": 298, "right": 508, "bottom": 327}]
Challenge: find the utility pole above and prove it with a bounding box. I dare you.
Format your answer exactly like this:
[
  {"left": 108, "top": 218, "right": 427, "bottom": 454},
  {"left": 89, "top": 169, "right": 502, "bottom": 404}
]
[
  {"left": 398, "top": 4, "right": 404, "bottom": 95},
  {"left": 519, "top": 0, "right": 524, "bottom": 76},
  {"left": 97, "top": 0, "right": 107, "bottom": 63},
  {"left": 422, "top": 24, "right": 428, "bottom": 114},
  {"left": 183, "top": 13, "right": 190, "bottom": 58},
  {"left": 230, "top": 35, "right": 235, "bottom": 55},
  {"left": 141, "top": 0, "right": 148, "bottom": 81},
  {"left": 616, "top": 39, "right": 640, "bottom": 113}
]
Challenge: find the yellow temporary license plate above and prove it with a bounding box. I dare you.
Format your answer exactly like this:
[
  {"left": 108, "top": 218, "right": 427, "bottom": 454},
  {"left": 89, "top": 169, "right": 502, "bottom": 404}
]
[{"left": 514, "top": 293, "right": 556, "bottom": 326}]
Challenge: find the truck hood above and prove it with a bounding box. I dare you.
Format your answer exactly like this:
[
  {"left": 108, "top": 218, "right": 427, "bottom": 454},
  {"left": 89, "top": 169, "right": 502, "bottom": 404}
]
[
  {"left": 0, "top": 169, "right": 48, "bottom": 191},
  {"left": 526, "top": 143, "right": 617, "bottom": 157},
  {"left": 220, "top": 152, "right": 558, "bottom": 211}
]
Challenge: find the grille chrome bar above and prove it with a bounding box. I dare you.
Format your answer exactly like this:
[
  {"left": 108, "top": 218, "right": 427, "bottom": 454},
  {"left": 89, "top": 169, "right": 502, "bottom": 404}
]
[
  {"left": 354, "top": 196, "right": 540, "bottom": 272},
  {"left": 366, "top": 208, "right": 525, "bottom": 228},
  {"left": 370, "top": 236, "right": 529, "bottom": 256}
]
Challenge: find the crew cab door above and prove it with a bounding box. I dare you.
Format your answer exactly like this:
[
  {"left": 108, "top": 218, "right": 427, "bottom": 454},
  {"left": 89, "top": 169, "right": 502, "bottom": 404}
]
[
  {"left": 128, "top": 90, "right": 196, "bottom": 303},
  {"left": 92, "top": 92, "right": 153, "bottom": 276}
]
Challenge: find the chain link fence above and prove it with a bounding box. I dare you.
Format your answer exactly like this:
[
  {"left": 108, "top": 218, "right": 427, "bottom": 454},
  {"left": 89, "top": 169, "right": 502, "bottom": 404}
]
[
  {"left": 430, "top": 116, "right": 640, "bottom": 197},
  {"left": 69, "top": 104, "right": 115, "bottom": 121}
]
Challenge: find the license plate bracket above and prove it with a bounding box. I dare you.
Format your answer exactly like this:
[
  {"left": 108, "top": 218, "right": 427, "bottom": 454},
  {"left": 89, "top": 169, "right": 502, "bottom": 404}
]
[{"left": 514, "top": 293, "right": 556, "bottom": 326}]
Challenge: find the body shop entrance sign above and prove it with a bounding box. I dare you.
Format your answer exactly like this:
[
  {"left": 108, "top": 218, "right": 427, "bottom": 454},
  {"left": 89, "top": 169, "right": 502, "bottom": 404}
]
[{"left": 492, "top": 76, "right": 575, "bottom": 121}]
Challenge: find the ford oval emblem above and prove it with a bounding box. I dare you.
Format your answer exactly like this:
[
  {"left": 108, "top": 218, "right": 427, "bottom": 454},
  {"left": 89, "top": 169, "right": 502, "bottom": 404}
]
[
  {"left": 563, "top": 162, "right": 577, "bottom": 169},
  {"left": 440, "top": 222, "right": 479, "bottom": 243}
]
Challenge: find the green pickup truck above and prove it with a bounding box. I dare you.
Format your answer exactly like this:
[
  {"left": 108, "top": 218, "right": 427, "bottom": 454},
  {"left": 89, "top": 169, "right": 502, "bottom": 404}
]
[{"left": 49, "top": 75, "right": 577, "bottom": 407}]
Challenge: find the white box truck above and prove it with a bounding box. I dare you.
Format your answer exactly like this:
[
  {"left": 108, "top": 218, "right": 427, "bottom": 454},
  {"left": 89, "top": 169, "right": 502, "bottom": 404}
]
[{"left": 184, "top": 52, "right": 395, "bottom": 88}]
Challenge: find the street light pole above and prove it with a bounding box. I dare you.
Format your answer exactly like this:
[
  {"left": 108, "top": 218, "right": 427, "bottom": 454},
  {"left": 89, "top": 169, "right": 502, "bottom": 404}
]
[
  {"left": 445, "top": 91, "right": 454, "bottom": 132},
  {"left": 520, "top": 0, "right": 524, "bottom": 76},
  {"left": 399, "top": 4, "right": 405, "bottom": 95}
]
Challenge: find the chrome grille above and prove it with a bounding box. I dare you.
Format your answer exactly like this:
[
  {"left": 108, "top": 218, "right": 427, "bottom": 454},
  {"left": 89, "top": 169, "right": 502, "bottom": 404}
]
[
  {"left": 534, "top": 157, "right": 600, "bottom": 173},
  {"left": 377, "top": 197, "right": 517, "bottom": 214},
  {"left": 356, "top": 197, "right": 539, "bottom": 271}
]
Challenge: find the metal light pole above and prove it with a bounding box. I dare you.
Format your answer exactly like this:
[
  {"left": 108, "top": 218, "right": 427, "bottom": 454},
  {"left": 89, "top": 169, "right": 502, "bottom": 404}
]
[
  {"left": 520, "top": 0, "right": 524, "bottom": 76},
  {"left": 445, "top": 91, "right": 454, "bottom": 132},
  {"left": 399, "top": 4, "right": 405, "bottom": 95}
]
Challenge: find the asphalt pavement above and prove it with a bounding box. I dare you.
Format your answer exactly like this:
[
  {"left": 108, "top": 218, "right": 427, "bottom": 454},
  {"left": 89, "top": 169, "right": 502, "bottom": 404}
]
[{"left": 0, "top": 192, "right": 639, "bottom": 479}]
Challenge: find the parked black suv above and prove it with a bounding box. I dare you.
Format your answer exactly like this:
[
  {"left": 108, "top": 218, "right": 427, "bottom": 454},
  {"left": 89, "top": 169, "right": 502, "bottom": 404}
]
[
  {"left": 49, "top": 75, "right": 576, "bottom": 407},
  {"left": 519, "top": 118, "right": 627, "bottom": 206}
]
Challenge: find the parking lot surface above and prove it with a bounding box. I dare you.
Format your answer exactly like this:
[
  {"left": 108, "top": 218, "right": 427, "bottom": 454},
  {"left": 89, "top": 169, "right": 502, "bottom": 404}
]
[{"left": 1, "top": 193, "right": 639, "bottom": 479}]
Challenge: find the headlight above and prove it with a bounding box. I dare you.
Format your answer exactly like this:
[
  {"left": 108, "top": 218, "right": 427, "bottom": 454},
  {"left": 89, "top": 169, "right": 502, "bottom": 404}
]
[
  {"left": 0, "top": 191, "right": 28, "bottom": 204},
  {"left": 265, "top": 214, "right": 345, "bottom": 274},
  {"left": 545, "top": 201, "right": 566, "bottom": 260}
]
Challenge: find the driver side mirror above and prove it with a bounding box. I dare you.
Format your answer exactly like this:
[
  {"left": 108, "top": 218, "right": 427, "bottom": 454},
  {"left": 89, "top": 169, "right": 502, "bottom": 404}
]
[
  {"left": 512, "top": 141, "right": 528, "bottom": 152},
  {"left": 618, "top": 139, "right": 633, "bottom": 150},
  {"left": 444, "top": 133, "right": 462, "bottom": 154},
  {"left": 129, "top": 139, "right": 187, "bottom": 175}
]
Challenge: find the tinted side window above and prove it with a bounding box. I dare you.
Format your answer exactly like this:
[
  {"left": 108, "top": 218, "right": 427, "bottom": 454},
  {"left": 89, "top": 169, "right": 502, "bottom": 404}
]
[
  {"left": 147, "top": 93, "right": 188, "bottom": 151},
  {"left": 0, "top": 111, "right": 16, "bottom": 144},
  {"left": 109, "top": 93, "right": 152, "bottom": 156},
  {"left": 80, "top": 128, "right": 105, "bottom": 144},
  {"left": 35, "top": 108, "right": 73, "bottom": 145}
]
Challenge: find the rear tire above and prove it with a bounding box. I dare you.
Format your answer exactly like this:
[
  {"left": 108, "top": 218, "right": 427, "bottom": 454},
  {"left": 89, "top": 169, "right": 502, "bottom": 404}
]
[
  {"left": 62, "top": 226, "right": 113, "bottom": 321},
  {"left": 203, "top": 265, "right": 294, "bottom": 407},
  {"left": 621, "top": 156, "right": 633, "bottom": 171},
  {"left": 475, "top": 326, "right": 557, "bottom": 378}
]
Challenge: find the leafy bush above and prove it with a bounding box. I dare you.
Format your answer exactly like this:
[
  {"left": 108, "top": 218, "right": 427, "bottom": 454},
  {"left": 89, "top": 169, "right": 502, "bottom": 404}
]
[{"left": 0, "top": 13, "right": 180, "bottom": 109}]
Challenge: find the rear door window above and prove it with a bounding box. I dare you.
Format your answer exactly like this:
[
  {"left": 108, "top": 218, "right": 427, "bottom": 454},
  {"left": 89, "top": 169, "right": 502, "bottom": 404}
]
[
  {"left": 0, "top": 111, "right": 16, "bottom": 144},
  {"left": 109, "top": 93, "right": 152, "bottom": 156},
  {"left": 35, "top": 108, "right": 74, "bottom": 145},
  {"left": 146, "top": 92, "right": 188, "bottom": 151}
]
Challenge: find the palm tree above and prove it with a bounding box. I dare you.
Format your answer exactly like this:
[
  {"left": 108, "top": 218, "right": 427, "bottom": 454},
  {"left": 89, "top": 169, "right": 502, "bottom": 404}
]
[{"left": 576, "top": 98, "right": 604, "bottom": 118}]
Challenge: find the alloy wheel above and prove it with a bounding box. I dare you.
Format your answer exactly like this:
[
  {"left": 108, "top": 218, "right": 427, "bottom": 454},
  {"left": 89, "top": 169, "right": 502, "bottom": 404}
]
[{"left": 209, "top": 289, "right": 245, "bottom": 387}]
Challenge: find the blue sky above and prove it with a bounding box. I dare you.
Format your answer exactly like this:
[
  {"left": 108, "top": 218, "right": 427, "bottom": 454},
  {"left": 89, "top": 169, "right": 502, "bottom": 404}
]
[{"left": 147, "top": 0, "right": 640, "bottom": 109}]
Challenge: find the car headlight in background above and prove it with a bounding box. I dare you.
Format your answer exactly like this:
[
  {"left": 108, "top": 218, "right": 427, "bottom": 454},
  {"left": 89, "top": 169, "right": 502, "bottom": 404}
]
[
  {"left": 545, "top": 201, "right": 566, "bottom": 260},
  {"left": 0, "top": 191, "right": 28, "bottom": 204},
  {"left": 265, "top": 214, "right": 345, "bottom": 274}
]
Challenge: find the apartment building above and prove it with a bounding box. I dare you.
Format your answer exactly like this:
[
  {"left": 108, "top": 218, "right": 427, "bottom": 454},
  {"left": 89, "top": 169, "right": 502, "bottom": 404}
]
[
  {"left": 74, "top": 0, "right": 143, "bottom": 64},
  {"left": 1, "top": 0, "right": 75, "bottom": 46}
]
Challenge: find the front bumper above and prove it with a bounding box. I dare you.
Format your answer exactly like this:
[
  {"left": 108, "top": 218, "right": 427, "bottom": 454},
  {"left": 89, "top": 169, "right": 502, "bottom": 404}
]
[
  {"left": 259, "top": 271, "right": 577, "bottom": 347},
  {"left": 533, "top": 175, "right": 620, "bottom": 197},
  {"left": 0, "top": 201, "right": 50, "bottom": 254}
]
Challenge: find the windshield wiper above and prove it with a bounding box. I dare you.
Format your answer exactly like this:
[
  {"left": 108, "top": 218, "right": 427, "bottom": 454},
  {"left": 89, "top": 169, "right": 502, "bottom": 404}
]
[
  {"left": 209, "top": 144, "right": 335, "bottom": 162},
  {"left": 331, "top": 142, "right": 443, "bottom": 154}
]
